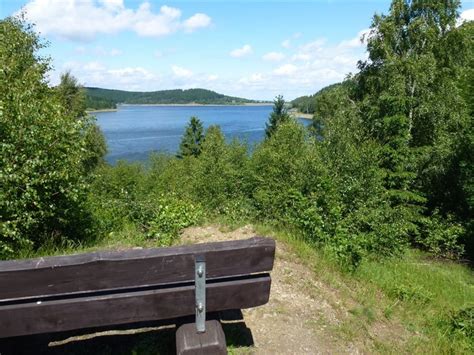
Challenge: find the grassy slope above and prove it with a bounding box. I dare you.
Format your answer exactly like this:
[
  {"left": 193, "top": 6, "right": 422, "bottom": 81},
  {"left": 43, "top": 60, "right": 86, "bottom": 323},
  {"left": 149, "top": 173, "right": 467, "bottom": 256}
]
[{"left": 254, "top": 224, "right": 474, "bottom": 354}]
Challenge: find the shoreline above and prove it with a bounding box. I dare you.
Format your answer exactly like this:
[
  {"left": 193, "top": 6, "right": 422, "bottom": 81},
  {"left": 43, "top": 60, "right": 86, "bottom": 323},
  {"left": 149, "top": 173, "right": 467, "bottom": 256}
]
[
  {"left": 86, "top": 108, "right": 118, "bottom": 113},
  {"left": 87, "top": 103, "right": 273, "bottom": 112},
  {"left": 290, "top": 111, "right": 313, "bottom": 120},
  {"left": 118, "top": 103, "right": 273, "bottom": 107}
]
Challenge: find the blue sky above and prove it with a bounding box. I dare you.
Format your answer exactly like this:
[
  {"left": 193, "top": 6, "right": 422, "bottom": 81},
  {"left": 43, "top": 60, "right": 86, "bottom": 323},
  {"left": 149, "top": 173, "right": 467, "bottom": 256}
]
[{"left": 2, "top": 1, "right": 473, "bottom": 100}]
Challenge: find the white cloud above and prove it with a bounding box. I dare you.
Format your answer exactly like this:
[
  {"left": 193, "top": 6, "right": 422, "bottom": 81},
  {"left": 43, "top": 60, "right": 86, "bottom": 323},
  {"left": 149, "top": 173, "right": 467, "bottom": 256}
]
[
  {"left": 83, "top": 61, "right": 106, "bottom": 71},
  {"left": 21, "top": 0, "right": 212, "bottom": 41},
  {"left": 239, "top": 73, "right": 265, "bottom": 84},
  {"left": 74, "top": 45, "right": 122, "bottom": 56},
  {"left": 99, "top": 0, "right": 124, "bottom": 10},
  {"left": 338, "top": 29, "right": 370, "bottom": 49},
  {"left": 171, "top": 65, "right": 193, "bottom": 78},
  {"left": 54, "top": 25, "right": 371, "bottom": 100},
  {"left": 459, "top": 9, "right": 474, "bottom": 25},
  {"left": 292, "top": 53, "right": 311, "bottom": 61},
  {"left": 281, "top": 39, "right": 291, "bottom": 48},
  {"left": 262, "top": 52, "right": 285, "bottom": 61},
  {"left": 230, "top": 44, "right": 253, "bottom": 58},
  {"left": 108, "top": 67, "right": 155, "bottom": 81},
  {"left": 274, "top": 64, "right": 298, "bottom": 76},
  {"left": 56, "top": 61, "right": 158, "bottom": 91},
  {"left": 233, "top": 29, "right": 369, "bottom": 99},
  {"left": 300, "top": 38, "right": 326, "bottom": 53},
  {"left": 182, "top": 13, "right": 212, "bottom": 32}
]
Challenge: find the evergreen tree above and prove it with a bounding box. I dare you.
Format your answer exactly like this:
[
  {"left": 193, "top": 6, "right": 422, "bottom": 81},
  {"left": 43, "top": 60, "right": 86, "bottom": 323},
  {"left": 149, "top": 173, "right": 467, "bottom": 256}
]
[
  {"left": 265, "top": 95, "right": 291, "bottom": 138},
  {"left": 178, "top": 116, "right": 205, "bottom": 158}
]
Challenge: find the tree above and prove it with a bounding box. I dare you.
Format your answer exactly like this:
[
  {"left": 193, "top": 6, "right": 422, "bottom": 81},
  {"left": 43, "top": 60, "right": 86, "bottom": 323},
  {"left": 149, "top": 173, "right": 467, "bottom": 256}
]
[
  {"left": 353, "top": 0, "right": 469, "bottom": 243},
  {"left": 265, "top": 95, "right": 291, "bottom": 138},
  {"left": 0, "top": 16, "right": 92, "bottom": 258},
  {"left": 55, "top": 71, "right": 86, "bottom": 119},
  {"left": 177, "top": 116, "right": 205, "bottom": 158},
  {"left": 56, "top": 71, "right": 107, "bottom": 172}
]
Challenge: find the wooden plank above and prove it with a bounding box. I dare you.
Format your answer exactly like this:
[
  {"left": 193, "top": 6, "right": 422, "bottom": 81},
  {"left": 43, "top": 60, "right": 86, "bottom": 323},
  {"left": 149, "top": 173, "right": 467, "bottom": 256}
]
[
  {"left": 0, "top": 237, "right": 275, "bottom": 301},
  {"left": 0, "top": 274, "right": 271, "bottom": 338}
]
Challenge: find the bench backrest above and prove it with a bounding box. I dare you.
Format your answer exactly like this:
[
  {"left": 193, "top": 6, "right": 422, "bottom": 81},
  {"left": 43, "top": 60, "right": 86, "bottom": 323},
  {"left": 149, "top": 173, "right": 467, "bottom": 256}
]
[{"left": 0, "top": 237, "right": 275, "bottom": 338}]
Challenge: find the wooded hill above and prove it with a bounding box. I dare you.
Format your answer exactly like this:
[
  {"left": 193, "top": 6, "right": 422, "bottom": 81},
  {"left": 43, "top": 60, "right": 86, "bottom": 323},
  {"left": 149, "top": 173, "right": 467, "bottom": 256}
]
[
  {"left": 85, "top": 87, "right": 260, "bottom": 109},
  {"left": 290, "top": 83, "right": 342, "bottom": 114}
]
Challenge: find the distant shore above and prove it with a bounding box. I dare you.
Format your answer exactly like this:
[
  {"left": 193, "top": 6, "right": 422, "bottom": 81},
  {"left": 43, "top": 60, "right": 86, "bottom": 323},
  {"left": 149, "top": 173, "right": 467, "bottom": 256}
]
[
  {"left": 119, "top": 103, "right": 273, "bottom": 107},
  {"left": 87, "top": 103, "right": 273, "bottom": 112},
  {"left": 290, "top": 111, "right": 313, "bottom": 120},
  {"left": 86, "top": 108, "right": 118, "bottom": 113}
]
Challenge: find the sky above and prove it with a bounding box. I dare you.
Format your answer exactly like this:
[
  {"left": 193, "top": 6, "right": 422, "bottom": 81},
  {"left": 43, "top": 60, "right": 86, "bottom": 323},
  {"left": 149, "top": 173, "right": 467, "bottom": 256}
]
[{"left": 1, "top": 0, "right": 474, "bottom": 100}]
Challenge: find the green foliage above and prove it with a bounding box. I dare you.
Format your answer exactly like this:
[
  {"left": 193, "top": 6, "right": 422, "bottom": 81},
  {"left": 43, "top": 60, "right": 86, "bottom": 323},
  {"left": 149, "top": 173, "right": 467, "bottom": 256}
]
[
  {"left": 447, "top": 306, "right": 474, "bottom": 344},
  {"left": 145, "top": 196, "right": 201, "bottom": 246},
  {"left": 192, "top": 126, "right": 252, "bottom": 211},
  {"left": 3, "top": 1, "right": 472, "bottom": 277},
  {"left": 265, "top": 95, "right": 291, "bottom": 138},
  {"left": 349, "top": 0, "right": 473, "bottom": 258},
  {"left": 87, "top": 162, "right": 202, "bottom": 246},
  {"left": 87, "top": 162, "right": 146, "bottom": 231},
  {"left": 0, "top": 17, "right": 93, "bottom": 258},
  {"left": 55, "top": 71, "right": 87, "bottom": 119},
  {"left": 55, "top": 71, "right": 107, "bottom": 173},
  {"left": 177, "top": 116, "right": 204, "bottom": 158},
  {"left": 83, "top": 123, "right": 108, "bottom": 173},
  {"left": 417, "top": 213, "right": 465, "bottom": 259},
  {"left": 291, "top": 83, "right": 342, "bottom": 115},
  {"left": 85, "top": 95, "right": 117, "bottom": 110}
]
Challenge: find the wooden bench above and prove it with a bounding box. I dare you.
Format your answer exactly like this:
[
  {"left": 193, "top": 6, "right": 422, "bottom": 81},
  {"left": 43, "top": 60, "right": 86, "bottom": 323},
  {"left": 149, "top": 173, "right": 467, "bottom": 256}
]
[{"left": 0, "top": 237, "right": 275, "bottom": 354}]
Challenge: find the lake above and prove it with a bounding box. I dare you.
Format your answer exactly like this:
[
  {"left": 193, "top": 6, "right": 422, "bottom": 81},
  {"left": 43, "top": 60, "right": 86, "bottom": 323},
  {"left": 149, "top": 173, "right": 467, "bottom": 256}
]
[{"left": 94, "top": 105, "right": 309, "bottom": 163}]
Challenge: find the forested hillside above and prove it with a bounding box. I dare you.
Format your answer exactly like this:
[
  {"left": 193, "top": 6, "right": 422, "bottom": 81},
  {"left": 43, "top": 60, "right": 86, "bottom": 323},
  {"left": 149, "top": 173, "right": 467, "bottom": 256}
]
[
  {"left": 85, "top": 87, "right": 258, "bottom": 109},
  {"left": 291, "top": 83, "right": 342, "bottom": 114}
]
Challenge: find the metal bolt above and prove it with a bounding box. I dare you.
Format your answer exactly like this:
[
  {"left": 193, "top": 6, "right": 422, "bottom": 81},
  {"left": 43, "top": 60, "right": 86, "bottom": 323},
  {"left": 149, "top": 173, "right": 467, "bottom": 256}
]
[
  {"left": 197, "top": 266, "right": 203, "bottom": 277},
  {"left": 197, "top": 302, "right": 204, "bottom": 312}
]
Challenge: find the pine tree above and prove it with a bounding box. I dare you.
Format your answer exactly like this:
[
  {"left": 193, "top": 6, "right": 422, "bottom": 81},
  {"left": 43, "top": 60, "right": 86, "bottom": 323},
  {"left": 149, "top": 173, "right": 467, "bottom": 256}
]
[
  {"left": 178, "top": 116, "right": 205, "bottom": 158},
  {"left": 265, "top": 95, "right": 291, "bottom": 138}
]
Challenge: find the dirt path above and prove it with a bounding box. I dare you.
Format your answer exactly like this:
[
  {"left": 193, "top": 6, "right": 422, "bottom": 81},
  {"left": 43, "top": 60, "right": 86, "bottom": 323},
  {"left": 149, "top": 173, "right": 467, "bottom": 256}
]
[{"left": 180, "top": 225, "right": 363, "bottom": 354}]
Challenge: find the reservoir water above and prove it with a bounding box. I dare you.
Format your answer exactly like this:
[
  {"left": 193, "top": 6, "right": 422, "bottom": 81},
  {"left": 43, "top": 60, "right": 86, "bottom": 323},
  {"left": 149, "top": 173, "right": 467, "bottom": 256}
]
[{"left": 94, "top": 105, "right": 308, "bottom": 163}]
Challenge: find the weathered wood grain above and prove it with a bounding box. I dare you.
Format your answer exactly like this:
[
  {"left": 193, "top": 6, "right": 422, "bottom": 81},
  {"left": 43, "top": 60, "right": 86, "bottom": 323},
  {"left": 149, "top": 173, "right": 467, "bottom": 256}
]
[
  {"left": 0, "top": 274, "right": 271, "bottom": 338},
  {"left": 0, "top": 237, "right": 275, "bottom": 301}
]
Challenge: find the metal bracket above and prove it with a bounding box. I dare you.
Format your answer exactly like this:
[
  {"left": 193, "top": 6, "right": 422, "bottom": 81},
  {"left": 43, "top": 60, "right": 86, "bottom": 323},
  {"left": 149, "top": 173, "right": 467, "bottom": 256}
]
[{"left": 195, "top": 255, "right": 206, "bottom": 333}]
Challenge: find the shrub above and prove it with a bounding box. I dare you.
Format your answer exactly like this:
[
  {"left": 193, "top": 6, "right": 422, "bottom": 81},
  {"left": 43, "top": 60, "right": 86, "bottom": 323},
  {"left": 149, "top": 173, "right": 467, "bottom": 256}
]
[
  {"left": 144, "top": 196, "right": 202, "bottom": 246},
  {"left": 417, "top": 213, "right": 465, "bottom": 259}
]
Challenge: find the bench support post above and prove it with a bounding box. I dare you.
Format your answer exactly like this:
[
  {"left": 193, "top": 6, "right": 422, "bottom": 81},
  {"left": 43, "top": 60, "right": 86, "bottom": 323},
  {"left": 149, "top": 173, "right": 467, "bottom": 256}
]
[
  {"left": 176, "top": 320, "right": 227, "bottom": 355},
  {"left": 195, "top": 255, "right": 206, "bottom": 333}
]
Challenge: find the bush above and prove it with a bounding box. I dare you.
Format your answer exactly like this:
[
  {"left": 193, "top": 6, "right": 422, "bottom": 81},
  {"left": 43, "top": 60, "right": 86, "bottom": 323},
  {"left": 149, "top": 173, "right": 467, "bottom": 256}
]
[
  {"left": 417, "top": 213, "right": 465, "bottom": 259},
  {"left": 86, "top": 162, "right": 146, "bottom": 234},
  {"left": 144, "top": 195, "right": 202, "bottom": 246}
]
